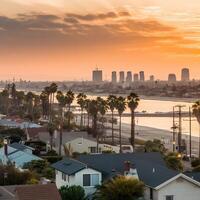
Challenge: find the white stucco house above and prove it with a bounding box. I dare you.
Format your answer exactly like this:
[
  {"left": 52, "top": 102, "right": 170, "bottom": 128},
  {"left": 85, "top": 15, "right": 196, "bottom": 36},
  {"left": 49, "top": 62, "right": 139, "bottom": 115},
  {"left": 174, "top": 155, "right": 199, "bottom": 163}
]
[
  {"left": 64, "top": 137, "right": 120, "bottom": 154},
  {"left": 52, "top": 152, "right": 200, "bottom": 200},
  {"left": 52, "top": 158, "right": 102, "bottom": 196}
]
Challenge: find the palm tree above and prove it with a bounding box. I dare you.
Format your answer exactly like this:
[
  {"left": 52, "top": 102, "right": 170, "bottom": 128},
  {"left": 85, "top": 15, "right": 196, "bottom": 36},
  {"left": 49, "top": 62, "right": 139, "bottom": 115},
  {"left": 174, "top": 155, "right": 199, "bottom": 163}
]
[
  {"left": 65, "top": 90, "right": 75, "bottom": 128},
  {"left": 40, "top": 90, "right": 49, "bottom": 119},
  {"left": 77, "top": 93, "right": 87, "bottom": 129},
  {"left": 116, "top": 96, "right": 126, "bottom": 153},
  {"left": 127, "top": 93, "right": 140, "bottom": 149},
  {"left": 47, "top": 122, "right": 56, "bottom": 151},
  {"left": 49, "top": 83, "right": 58, "bottom": 121},
  {"left": 107, "top": 95, "right": 117, "bottom": 144},
  {"left": 44, "top": 86, "right": 51, "bottom": 120},
  {"left": 84, "top": 99, "right": 91, "bottom": 129},
  {"left": 25, "top": 92, "right": 35, "bottom": 120},
  {"left": 88, "top": 99, "right": 99, "bottom": 133},
  {"left": 97, "top": 97, "right": 108, "bottom": 144},
  {"left": 88, "top": 99, "right": 100, "bottom": 152},
  {"left": 50, "top": 82, "right": 58, "bottom": 104},
  {"left": 56, "top": 91, "right": 67, "bottom": 156},
  {"left": 1, "top": 89, "right": 9, "bottom": 115},
  {"left": 192, "top": 101, "right": 200, "bottom": 158}
]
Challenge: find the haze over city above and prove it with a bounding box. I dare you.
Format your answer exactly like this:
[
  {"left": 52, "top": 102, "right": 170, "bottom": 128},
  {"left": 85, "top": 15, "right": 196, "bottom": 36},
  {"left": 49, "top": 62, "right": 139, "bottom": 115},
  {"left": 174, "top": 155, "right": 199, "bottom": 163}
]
[{"left": 1, "top": 0, "right": 200, "bottom": 81}]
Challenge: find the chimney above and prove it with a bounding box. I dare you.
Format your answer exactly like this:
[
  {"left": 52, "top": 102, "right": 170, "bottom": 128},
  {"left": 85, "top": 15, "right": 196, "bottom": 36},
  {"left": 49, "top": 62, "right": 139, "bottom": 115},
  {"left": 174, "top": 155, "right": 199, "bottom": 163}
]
[
  {"left": 4, "top": 139, "right": 8, "bottom": 156},
  {"left": 124, "top": 161, "right": 131, "bottom": 172}
]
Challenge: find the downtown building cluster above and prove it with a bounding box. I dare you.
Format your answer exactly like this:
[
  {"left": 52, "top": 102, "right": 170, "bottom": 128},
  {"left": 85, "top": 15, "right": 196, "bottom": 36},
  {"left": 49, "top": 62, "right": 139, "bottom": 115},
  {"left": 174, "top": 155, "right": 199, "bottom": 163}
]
[{"left": 92, "top": 68, "right": 190, "bottom": 83}]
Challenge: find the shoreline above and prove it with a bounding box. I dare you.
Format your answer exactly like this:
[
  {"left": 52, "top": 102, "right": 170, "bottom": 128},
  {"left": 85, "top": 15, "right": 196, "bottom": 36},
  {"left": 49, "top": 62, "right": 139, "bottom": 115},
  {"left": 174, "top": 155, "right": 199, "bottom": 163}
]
[{"left": 84, "top": 92, "right": 198, "bottom": 103}]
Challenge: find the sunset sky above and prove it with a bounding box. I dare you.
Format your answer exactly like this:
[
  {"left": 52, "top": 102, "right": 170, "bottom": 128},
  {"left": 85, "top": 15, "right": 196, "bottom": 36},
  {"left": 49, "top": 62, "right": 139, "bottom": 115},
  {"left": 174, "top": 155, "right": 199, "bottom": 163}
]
[{"left": 1, "top": 0, "right": 200, "bottom": 81}]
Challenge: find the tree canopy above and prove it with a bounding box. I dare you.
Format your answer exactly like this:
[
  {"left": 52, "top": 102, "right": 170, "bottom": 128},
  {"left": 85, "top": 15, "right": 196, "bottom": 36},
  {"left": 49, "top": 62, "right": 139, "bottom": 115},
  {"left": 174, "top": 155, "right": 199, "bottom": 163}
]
[{"left": 94, "top": 176, "right": 144, "bottom": 200}]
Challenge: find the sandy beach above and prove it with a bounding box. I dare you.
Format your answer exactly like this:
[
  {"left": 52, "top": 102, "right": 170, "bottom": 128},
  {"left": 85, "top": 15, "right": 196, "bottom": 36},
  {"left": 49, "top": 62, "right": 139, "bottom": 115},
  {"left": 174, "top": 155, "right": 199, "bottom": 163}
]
[{"left": 105, "top": 121, "right": 200, "bottom": 156}]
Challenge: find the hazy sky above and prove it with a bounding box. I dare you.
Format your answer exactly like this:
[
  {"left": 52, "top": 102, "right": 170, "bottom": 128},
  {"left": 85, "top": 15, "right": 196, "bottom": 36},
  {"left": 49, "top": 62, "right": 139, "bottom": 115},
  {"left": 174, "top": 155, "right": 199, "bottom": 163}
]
[{"left": 1, "top": 0, "right": 200, "bottom": 81}]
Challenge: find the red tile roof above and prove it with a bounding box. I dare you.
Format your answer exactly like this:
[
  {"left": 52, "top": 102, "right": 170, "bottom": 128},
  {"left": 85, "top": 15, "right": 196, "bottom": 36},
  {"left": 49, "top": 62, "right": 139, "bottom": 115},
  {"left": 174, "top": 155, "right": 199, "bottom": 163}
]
[{"left": 15, "top": 184, "right": 61, "bottom": 200}]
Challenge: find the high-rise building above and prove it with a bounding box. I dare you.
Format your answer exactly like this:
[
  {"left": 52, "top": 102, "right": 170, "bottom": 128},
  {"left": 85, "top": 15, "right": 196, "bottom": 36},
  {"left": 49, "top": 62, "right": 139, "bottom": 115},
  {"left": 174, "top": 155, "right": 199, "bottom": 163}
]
[
  {"left": 119, "top": 71, "right": 125, "bottom": 83},
  {"left": 168, "top": 74, "right": 177, "bottom": 82},
  {"left": 139, "top": 71, "right": 145, "bottom": 81},
  {"left": 111, "top": 71, "right": 117, "bottom": 83},
  {"left": 133, "top": 73, "right": 139, "bottom": 82},
  {"left": 126, "top": 71, "right": 132, "bottom": 83},
  {"left": 92, "top": 69, "right": 103, "bottom": 82},
  {"left": 181, "top": 68, "right": 190, "bottom": 81},
  {"left": 149, "top": 75, "right": 155, "bottom": 81}
]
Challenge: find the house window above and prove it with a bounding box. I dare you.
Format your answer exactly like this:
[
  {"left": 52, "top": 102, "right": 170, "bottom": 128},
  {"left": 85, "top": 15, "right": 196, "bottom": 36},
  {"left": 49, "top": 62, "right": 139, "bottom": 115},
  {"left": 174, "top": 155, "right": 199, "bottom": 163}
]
[
  {"left": 166, "top": 195, "right": 174, "bottom": 200},
  {"left": 62, "top": 173, "right": 66, "bottom": 181},
  {"left": 83, "top": 174, "right": 91, "bottom": 186},
  {"left": 91, "top": 174, "right": 99, "bottom": 186},
  {"left": 83, "top": 174, "right": 100, "bottom": 186},
  {"left": 90, "top": 147, "right": 97, "bottom": 153}
]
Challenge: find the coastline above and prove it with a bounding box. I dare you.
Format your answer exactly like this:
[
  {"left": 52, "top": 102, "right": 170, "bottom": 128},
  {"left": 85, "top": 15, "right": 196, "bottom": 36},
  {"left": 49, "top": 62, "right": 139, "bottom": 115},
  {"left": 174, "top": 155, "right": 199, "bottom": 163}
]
[{"left": 84, "top": 92, "right": 198, "bottom": 103}]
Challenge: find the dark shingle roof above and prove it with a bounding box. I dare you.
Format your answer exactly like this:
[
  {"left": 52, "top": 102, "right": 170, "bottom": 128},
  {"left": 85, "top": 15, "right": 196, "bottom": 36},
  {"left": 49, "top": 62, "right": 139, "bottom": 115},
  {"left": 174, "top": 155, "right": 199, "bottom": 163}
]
[
  {"left": 184, "top": 172, "right": 200, "bottom": 183},
  {"left": 77, "top": 152, "right": 179, "bottom": 188},
  {"left": 15, "top": 184, "right": 61, "bottom": 200},
  {"left": 52, "top": 158, "right": 87, "bottom": 175}
]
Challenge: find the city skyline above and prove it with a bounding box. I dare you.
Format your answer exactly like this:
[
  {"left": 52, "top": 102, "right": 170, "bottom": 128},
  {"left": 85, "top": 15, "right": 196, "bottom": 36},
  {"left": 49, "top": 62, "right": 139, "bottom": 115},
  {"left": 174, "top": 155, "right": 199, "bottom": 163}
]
[{"left": 1, "top": 0, "right": 200, "bottom": 80}]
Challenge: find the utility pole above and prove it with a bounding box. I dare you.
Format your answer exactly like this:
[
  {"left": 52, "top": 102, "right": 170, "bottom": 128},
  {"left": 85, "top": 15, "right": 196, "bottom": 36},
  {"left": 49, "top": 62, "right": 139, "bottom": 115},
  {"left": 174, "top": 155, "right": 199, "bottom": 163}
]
[
  {"left": 172, "top": 107, "right": 176, "bottom": 152},
  {"left": 175, "top": 105, "right": 186, "bottom": 153},
  {"left": 189, "top": 107, "right": 192, "bottom": 158}
]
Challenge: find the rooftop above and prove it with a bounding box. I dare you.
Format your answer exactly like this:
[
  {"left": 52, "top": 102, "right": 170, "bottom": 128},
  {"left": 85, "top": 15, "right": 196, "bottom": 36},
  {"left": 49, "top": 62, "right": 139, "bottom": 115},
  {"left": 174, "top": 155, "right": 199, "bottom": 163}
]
[
  {"left": 15, "top": 184, "right": 61, "bottom": 200},
  {"left": 52, "top": 158, "right": 87, "bottom": 175},
  {"left": 77, "top": 152, "right": 179, "bottom": 188}
]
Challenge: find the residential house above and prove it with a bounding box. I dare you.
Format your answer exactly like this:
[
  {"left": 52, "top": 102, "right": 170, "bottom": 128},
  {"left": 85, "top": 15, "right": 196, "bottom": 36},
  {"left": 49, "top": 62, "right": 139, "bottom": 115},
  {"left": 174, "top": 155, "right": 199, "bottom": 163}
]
[
  {"left": 52, "top": 152, "right": 200, "bottom": 200},
  {"left": 52, "top": 158, "right": 102, "bottom": 196},
  {"left": 0, "top": 119, "right": 41, "bottom": 129},
  {"left": 38, "top": 130, "right": 121, "bottom": 155},
  {"left": 64, "top": 137, "right": 120, "bottom": 155},
  {"left": 0, "top": 142, "right": 42, "bottom": 169}
]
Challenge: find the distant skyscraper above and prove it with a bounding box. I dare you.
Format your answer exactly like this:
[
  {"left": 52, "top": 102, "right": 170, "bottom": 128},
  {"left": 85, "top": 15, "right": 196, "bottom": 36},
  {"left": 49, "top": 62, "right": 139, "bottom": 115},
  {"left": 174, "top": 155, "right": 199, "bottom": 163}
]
[
  {"left": 149, "top": 75, "right": 155, "bottom": 81},
  {"left": 92, "top": 69, "right": 103, "bottom": 82},
  {"left": 139, "top": 71, "right": 145, "bottom": 81},
  {"left": 119, "top": 71, "right": 125, "bottom": 83},
  {"left": 168, "top": 74, "right": 177, "bottom": 82},
  {"left": 133, "top": 73, "right": 139, "bottom": 82},
  {"left": 181, "top": 68, "right": 190, "bottom": 81},
  {"left": 111, "top": 71, "right": 117, "bottom": 83},
  {"left": 126, "top": 71, "right": 132, "bottom": 83}
]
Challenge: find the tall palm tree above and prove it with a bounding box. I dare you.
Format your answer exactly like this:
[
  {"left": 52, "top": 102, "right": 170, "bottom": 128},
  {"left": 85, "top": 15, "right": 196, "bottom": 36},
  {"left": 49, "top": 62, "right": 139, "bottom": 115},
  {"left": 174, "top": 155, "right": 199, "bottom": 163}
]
[
  {"left": 65, "top": 90, "right": 75, "bottom": 128},
  {"left": 88, "top": 99, "right": 99, "bottom": 152},
  {"left": 50, "top": 83, "right": 58, "bottom": 104},
  {"left": 1, "top": 89, "right": 9, "bottom": 115},
  {"left": 40, "top": 90, "right": 49, "bottom": 119},
  {"left": 25, "top": 92, "right": 35, "bottom": 120},
  {"left": 88, "top": 99, "right": 99, "bottom": 133},
  {"left": 47, "top": 122, "right": 56, "bottom": 151},
  {"left": 192, "top": 101, "right": 200, "bottom": 158},
  {"left": 84, "top": 99, "right": 91, "bottom": 128},
  {"left": 97, "top": 97, "right": 108, "bottom": 143},
  {"left": 56, "top": 91, "right": 67, "bottom": 155},
  {"left": 49, "top": 83, "right": 58, "bottom": 121},
  {"left": 44, "top": 86, "right": 51, "bottom": 120},
  {"left": 107, "top": 95, "right": 117, "bottom": 144},
  {"left": 127, "top": 93, "right": 140, "bottom": 149},
  {"left": 77, "top": 93, "right": 87, "bottom": 129},
  {"left": 116, "top": 96, "right": 126, "bottom": 153}
]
